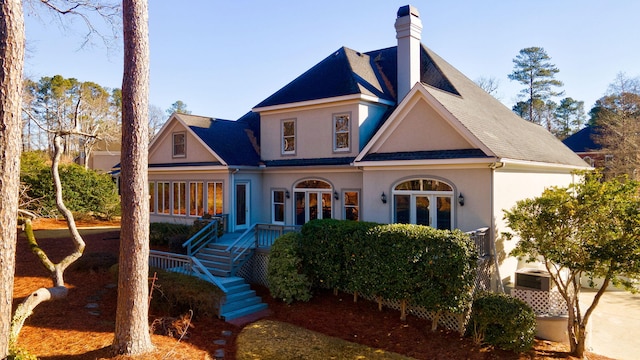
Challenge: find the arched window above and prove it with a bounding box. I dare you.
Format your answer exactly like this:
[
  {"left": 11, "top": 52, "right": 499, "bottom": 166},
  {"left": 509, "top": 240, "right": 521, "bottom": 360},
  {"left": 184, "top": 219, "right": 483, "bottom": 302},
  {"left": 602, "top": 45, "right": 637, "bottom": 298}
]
[
  {"left": 392, "top": 178, "right": 454, "bottom": 230},
  {"left": 294, "top": 179, "right": 333, "bottom": 225}
]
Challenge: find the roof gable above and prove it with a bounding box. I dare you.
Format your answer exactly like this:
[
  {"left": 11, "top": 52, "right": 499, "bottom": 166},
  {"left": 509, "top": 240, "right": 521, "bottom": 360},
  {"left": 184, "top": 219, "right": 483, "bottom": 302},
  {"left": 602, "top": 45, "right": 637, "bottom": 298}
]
[
  {"left": 562, "top": 126, "right": 601, "bottom": 153},
  {"left": 149, "top": 114, "right": 225, "bottom": 165}
]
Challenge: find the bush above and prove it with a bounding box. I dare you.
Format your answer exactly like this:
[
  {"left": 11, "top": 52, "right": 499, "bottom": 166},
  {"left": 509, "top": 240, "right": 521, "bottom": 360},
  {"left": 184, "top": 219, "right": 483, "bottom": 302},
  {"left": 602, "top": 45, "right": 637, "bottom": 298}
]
[
  {"left": 468, "top": 292, "right": 536, "bottom": 352},
  {"left": 149, "top": 222, "right": 191, "bottom": 248},
  {"left": 149, "top": 267, "right": 224, "bottom": 319},
  {"left": 267, "top": 232, "right": 312, "bottom": 304},
  {"left": 20, "top": 151, "right": 120, "bottom": 219}
]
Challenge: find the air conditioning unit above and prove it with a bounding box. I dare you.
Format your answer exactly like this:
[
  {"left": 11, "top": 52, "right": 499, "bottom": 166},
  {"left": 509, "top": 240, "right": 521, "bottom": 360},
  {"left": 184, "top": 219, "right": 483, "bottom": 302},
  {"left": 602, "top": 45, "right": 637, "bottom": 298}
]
[{"left": 515, "top": 268, "right": 552, "bottom": 291}]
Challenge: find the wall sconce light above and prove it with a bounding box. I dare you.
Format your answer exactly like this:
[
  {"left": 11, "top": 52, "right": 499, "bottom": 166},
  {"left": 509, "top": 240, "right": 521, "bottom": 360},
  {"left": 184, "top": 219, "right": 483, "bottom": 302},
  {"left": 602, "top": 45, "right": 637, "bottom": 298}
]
[
  {"left": 458, "top": 193, "right": 464, "bottom": 206},
  {"left": 285, "top": 190, "right": 290, "bottom": 199},
  {"left": 334, "top": 191, "right": 339, "bottom": 200},
  {"left": 381, "top": 192, "right": 387, "bottom": 204}
]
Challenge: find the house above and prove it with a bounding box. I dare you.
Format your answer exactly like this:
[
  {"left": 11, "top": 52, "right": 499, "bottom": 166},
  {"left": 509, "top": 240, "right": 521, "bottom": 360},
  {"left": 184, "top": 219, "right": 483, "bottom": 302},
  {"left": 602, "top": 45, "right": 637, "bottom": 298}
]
[
  {"left": 562, "top": 125, "right": 606, "bottom": 168},
  {"left": 146, "top": 5, "right": 588, "bottom": 292}
]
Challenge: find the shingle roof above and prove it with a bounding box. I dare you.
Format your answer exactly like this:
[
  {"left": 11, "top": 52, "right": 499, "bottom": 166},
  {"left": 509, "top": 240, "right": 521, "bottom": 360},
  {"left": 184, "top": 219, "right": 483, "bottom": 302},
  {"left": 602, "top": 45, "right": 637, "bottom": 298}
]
[
  {"left": 562, "top": 126, "right": 601, "bottom": 153},
  {"left": 176, "top": 113, "right": 261, "bottom": 166},
  {"left": 264, "top": 157, "right": 354, "bottom": 167},
  {"left": 254, "top": 47, "right": 396, "bottom": 108},
  {"left": 416, "top": 46, "right": 588, "bottom": 167},
  {"left": 361, "top": 149, "right": 489, "bottom": 162}
]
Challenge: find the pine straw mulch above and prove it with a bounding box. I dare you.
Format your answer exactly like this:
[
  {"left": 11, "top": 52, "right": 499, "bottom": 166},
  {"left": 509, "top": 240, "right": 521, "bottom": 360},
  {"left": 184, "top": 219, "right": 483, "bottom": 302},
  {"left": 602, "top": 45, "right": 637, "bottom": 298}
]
[{"left": 12, "top": 218, "right": 612, "bottom": 359}]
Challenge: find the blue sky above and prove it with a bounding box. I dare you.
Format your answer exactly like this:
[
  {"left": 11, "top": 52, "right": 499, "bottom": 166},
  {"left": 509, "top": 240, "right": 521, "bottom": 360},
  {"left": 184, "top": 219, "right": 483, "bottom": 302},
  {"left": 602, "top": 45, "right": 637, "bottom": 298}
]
[{"left": 24, "top": 1, "right": 640, "bottom": 121}]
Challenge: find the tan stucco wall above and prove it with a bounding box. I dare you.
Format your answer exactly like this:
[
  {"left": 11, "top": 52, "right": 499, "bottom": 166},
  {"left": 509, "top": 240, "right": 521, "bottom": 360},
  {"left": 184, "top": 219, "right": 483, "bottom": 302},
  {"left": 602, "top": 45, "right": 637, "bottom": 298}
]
[
  {"left": 89, "top": 151, "right": 120, "bottom": 173},
  {"left": 258, "top": 169, "right": 364, "bottom": 224},
  {"left": 360, "top": 165, "right": 492, "bottom": 232},
  {"left": 149, "top": 120, "right": 218, "bottom": 164},
  {"left": 376, "top": 98, "right": 472, "bottom": 153},
  {"left": 492, "top": 167, "right": 577, "bottom": 288},
  {"left": 259, "top": 103, "right": 365, "bottom": 160}
]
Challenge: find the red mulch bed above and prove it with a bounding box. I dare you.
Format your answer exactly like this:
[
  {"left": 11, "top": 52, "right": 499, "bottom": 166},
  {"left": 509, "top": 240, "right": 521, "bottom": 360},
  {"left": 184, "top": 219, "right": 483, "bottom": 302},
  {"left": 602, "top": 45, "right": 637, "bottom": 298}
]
[{"left": 12, "top": 218, "right": 611, "bottom": 359}]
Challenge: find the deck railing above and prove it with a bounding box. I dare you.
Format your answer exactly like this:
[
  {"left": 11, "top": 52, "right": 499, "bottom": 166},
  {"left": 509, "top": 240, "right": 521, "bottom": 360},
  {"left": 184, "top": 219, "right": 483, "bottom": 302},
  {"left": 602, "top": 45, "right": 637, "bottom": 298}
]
[
  {"left": 466, "top": 227, "right": 490, "bottom": 258},
  {"left": 225, "top": 223, "right": 300, "bottom": 275},
  {"left": 149, "top": 249, "right": 227, "bottom": 292},
  {"left": 182, "top": 218, "right": 220, "bottom": 256}
]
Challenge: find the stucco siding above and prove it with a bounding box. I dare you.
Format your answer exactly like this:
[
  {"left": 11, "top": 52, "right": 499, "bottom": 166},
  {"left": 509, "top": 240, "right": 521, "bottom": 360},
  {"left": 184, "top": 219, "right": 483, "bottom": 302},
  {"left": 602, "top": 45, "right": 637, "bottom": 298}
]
[
  {"left": 149, "top": 121, "right": 218, "bottom": 164},
  {"left": 259, "top": 103, "right": 362, "bottom": 160},
  {"left": 492, "top": 167, "right": 577, "bottom": 287},
  {"left": 360, "top": 166, "right": 492, "bottom": 231},
  {"left": 376, "top": 98, "right": 472, "bottom": 154}
]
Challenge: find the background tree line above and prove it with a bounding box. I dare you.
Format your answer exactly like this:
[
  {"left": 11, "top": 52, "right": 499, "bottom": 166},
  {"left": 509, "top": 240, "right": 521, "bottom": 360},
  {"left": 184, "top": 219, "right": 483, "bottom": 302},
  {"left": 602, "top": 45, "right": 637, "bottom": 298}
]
[
  {"left": 478, "top": 46, "right": 640, "bottom": 180},
  {"left": 22, "top": 74, "right": 191, "bottom": 169}
]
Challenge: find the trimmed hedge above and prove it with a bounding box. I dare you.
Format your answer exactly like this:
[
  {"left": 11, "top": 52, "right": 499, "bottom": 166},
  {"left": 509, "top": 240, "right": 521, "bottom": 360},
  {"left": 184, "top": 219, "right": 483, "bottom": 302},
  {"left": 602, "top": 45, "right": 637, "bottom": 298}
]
[
  {"left": 283, "top": 219, "right": 478, "bottom": 319},
  {"left": 468, "top": 292, "right": 536, "bottom": 352},
  {"left": 267, "top": 232, "right": 312, "bottom": 304}
]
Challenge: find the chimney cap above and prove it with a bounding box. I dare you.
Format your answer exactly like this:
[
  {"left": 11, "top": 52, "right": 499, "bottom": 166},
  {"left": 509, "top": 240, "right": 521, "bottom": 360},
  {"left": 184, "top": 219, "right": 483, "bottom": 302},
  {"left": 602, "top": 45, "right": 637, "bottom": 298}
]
[{"left": 397, "top": 5, "right": 420, "bottom": 18}]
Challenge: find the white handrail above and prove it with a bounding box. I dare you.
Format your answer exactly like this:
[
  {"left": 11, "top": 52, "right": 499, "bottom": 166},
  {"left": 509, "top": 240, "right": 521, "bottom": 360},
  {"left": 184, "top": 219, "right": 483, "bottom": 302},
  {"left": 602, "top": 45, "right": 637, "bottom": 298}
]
[{"left": 149, "top": 250, "right": 227, "bottom": 292}]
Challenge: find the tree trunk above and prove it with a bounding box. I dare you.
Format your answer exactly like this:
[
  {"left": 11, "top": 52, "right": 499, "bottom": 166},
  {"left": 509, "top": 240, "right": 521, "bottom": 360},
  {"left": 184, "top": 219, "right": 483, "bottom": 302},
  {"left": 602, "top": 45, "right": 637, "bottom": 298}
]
[
  {"left": 0, "top": 0, "right": 24, "bottom": 357},
  {"left": 112, "top": 0, "right": 153, "bottom": 355}
]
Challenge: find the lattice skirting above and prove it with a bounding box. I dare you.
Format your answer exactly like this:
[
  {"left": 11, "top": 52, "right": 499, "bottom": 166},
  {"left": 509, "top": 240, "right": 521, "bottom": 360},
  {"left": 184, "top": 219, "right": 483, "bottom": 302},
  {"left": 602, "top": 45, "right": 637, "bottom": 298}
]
[
  {"left": 239, "top": 249, "right": 501, "bottom": 334},
  {"left": 511, "top": 288, "right": 569, "bottom": 316}
]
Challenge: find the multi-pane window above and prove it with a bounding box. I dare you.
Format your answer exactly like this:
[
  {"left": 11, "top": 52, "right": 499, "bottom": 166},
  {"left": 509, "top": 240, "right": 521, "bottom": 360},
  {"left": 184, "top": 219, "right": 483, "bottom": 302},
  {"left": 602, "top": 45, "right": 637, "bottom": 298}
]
[
  {"left": 333, "top": 113, "right": 350, "bottom": 151},
  {"left": 207, "top": 181, "right": 224, "bottom": 215},
  {"left": 344, "top": 191, "right": 359, "bottom": 221},
  {"left": 158, "top": 182, "right": 170, "bottom": 214},
  {"left": 272, "top": 190, "right": 285, "bottom": 224},
  {"left": 173, "top": 182, "right": 186, "bottom": 215},
  {"left": 392, "top": 179, "right": 454, "bottom": 230},
  {"left": 189, "top": 182, "right": 204, "bottom": 217},
  {"left": 149, "top": 182, "right": 156, "bottom": 213},
  {"left": 173, "top": 132, "right": 186, "bottom": 157},
  {"left": 282, "top": 119, "right": 296, "bottom": 154}
]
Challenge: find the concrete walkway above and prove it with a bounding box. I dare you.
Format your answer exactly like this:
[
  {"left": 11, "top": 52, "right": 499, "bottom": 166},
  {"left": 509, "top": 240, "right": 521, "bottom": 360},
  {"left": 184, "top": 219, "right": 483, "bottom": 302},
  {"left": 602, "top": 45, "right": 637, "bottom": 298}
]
[{"left": 580, "top": 289, "right": 640, "bottom": 360}]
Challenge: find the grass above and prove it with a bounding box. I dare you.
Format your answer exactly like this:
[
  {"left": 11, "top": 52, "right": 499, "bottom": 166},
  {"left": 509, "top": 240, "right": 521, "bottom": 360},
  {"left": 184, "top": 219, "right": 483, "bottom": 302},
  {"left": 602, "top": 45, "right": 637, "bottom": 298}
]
[{"left": 236, "top": 319, "right": 413, "bottom": 360}]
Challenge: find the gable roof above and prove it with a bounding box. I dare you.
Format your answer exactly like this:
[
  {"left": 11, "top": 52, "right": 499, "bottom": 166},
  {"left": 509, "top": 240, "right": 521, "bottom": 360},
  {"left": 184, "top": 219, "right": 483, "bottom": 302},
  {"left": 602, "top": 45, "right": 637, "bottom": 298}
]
[
  {"left": 254, "top": 47, "right": 396, "bottom": 109},
  {"left": 175, "top": 113, "right": 261, "bottom": 167},
  {"left": 562, "top": 125, "right": 601, "bottom": 153}
]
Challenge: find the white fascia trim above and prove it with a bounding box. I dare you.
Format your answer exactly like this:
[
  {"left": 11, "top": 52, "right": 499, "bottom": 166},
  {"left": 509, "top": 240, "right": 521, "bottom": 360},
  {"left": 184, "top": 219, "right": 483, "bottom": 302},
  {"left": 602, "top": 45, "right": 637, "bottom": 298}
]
[
  {"left": 252, "top": 94, "right": 395, "bottom": 113},
  {"left": 498, "top": 158, "right": 593, "bottom": 171},
  {"left": 148, "top": 165, "right": 230, "bottom": 173},
  {"left": 354, "top": 157, "right": 497, "bottom": 168}
]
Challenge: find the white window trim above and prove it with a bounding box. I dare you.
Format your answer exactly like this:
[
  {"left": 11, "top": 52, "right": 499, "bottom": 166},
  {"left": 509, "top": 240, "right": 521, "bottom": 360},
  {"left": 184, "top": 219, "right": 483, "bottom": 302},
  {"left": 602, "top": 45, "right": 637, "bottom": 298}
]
[
  {"left": 342, "top": 189, "right": 360, "bottom": 221},
  {"left": 332, "top": 112, "right": 351, "bottom": 152},
  {"left": 281, "top": 119, "right": 296, "bottom": 155},
  {"left": 271, "top": 189, "right": 286, "bottom": 225},
  {"left": 172, "top": 132, "right": 186, "bottom": 158}
]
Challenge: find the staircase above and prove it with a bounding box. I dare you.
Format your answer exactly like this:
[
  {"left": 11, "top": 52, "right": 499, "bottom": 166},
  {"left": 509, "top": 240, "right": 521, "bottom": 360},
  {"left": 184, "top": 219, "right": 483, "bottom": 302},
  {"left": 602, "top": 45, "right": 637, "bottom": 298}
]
[
  {"left": 194, "top": 241, "right": 267, "bottom": 321},
  {"left": 150, "top": 222, "right": 298, "bottom": 322}
]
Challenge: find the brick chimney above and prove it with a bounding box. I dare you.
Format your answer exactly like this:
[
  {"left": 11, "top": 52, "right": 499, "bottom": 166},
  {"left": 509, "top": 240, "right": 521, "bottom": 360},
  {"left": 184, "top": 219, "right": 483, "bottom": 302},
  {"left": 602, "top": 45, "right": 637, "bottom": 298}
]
[{"left": 395, "top": 5, "right": 422, "bottom": 102}]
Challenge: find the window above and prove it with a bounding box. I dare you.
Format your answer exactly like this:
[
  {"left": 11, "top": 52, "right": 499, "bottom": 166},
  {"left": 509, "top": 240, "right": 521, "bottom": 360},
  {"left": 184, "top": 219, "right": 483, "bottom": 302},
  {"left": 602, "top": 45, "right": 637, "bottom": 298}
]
[
  {"left": 173, "top": 182, "right": 186, "bottom": 215},
  {"left": 333, "top": 113, "right": 350, "bottom": 151},
  {"left": 343, "top": 191, "right": 359, "bottom": 221},
  {"left": 294, "top": 179, "right": 332, "bottom": 225},
  {"left": 173, "top": 132, "right": 186, "bottom": 157},
  {"left": 189, "top": 182, "right": 204, "bottom": 217},
  {"left": 207, "top": 181, "right": 224, "bottom": 215},
  {"left": 282, "top": 119, "right": 296, "bottom": 154},
  {"left": 158, "top": 182, "right": 170, "bottom": 214},
  {"left": 272, "top": 190, "right": 285, "bottom": 224},
  {"left": 149, "top": 182, "right": 156, "bottom": 213},
  {"left": 392, "top": 178, "right": 454, "bottom": 230}
]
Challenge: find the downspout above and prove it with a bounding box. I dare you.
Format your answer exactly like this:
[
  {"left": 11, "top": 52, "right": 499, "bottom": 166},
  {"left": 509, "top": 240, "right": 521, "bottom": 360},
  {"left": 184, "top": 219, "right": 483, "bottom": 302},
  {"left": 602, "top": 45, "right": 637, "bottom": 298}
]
[
  {"left": 229, "top": 168, "right": 239, "bottom": 232},
  {"left": 489, "top": 162, "right": 505, "bottom": 293}
]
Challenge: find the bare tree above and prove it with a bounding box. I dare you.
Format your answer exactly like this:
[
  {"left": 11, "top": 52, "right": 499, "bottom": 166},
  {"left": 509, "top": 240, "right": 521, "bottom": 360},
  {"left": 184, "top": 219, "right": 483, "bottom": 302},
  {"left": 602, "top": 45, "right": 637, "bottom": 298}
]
[
  {"left": 475, "top": 76, "right": 500, "bottom": 99},
  {"left": 112, "top": 0, "right": 154, "bottom": 355},
  {"left": 0, "top": 1, "right": 25, "bottom": 357}
]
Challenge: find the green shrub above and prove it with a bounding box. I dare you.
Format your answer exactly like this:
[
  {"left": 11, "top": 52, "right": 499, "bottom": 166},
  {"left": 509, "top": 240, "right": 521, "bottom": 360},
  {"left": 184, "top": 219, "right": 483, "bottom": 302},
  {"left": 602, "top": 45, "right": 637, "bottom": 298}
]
[
  {"left": 468, "top": 292, "right": 536, "bottom": 352},
  {"left": 149, "top": 267, "right": 224, "bottom": 318},
  {"left": 149, "top": 222, "right": 191, "bottom": 248},
  {"left": 267, "top": 232, "right": 312, "bottom": 304},
  {"left": 20, "top": 151, "right": 120, "bottom": 219}
]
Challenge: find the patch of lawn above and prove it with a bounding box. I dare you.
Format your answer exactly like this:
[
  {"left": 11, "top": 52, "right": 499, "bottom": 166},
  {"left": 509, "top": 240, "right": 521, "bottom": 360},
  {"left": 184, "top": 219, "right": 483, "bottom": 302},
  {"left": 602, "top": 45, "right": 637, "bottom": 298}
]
[{"left": 236, "top": 319, "right": 413, "bottom": 360}]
